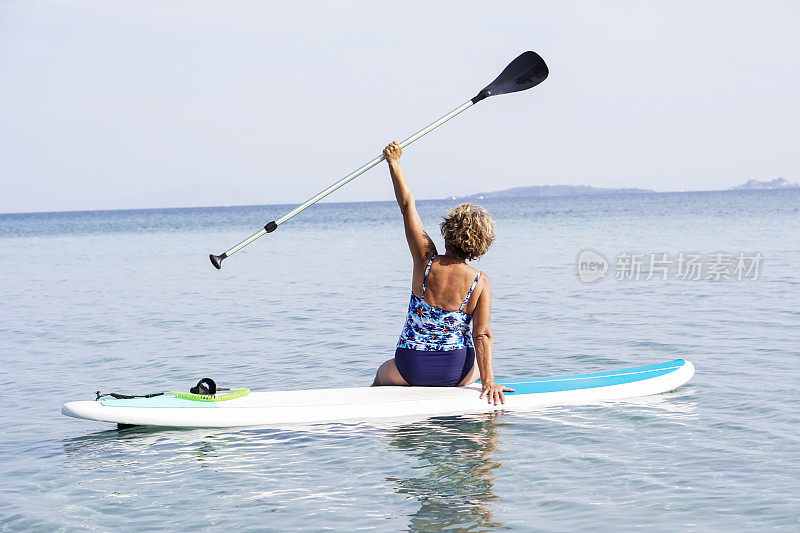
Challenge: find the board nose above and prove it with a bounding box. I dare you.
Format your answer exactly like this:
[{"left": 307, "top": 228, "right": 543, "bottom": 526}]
[{"left": 62, "top": 401, "right": 86, "bottom": 419}]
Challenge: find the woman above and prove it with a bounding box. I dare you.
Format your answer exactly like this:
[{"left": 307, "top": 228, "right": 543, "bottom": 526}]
[{"left": 372, "top": 141, "right": 514, "bottom": 406}]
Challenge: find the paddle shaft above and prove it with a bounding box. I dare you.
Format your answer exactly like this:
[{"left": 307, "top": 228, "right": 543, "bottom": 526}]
[
  {"left": 211, "top": 50, "right": 549, "bottom": 268},
  {"left": 217, "top": 99, "right": 474, "bottom": 260}
]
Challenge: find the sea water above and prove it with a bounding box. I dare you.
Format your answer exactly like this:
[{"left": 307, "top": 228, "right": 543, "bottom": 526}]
[{"left": 1, "top": 190, "right": 798, "bottom": 531}]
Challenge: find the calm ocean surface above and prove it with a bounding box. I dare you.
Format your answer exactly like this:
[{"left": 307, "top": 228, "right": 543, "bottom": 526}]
[{"left": 1, "top": 190, "right": 798, "bottom": 531}]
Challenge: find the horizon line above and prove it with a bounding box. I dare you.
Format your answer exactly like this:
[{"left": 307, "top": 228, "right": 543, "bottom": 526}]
[{"left": 3, "top": 187, "right": 795, "bottom": 217}]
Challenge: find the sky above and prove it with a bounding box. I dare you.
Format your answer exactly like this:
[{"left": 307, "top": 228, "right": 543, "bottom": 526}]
[{"left": 1, "top": 1, "right": 798, "bottom": 213}]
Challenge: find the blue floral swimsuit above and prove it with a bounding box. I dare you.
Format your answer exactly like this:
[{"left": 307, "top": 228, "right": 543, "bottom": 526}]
[{"left": 395, "top": 255, "right": 480, "bottom": 386}]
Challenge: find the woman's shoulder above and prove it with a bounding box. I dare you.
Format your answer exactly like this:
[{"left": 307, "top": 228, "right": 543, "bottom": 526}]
[
  {"left": 442, "top": 257, "right": 487, "bottom": 284},
  {"left": 474, "top": 270, "right": 491, "bottom": 293},
  {"left": 463, "top": 264, "right": 488, "bottom": 295},
  {"left": 461, "top": 268, "right": 489, "bottom": 314},
  {"left": 464, "top": 260, "right": 487, "bottom": 281}
]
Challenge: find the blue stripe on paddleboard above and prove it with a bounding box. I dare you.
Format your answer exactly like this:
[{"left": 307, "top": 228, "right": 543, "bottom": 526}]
[{"left": 498, "top": 359, "right": 685, "bottom": 395}]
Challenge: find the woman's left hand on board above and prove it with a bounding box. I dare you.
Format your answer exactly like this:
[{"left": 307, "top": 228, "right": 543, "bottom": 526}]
[{"left": 480, "top": 381, "right": 514, "bottom": 405}]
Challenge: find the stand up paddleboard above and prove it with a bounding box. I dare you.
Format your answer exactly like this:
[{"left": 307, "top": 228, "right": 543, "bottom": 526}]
[{"left": 61, "top": 359, "right": 694, "bottom": 428}]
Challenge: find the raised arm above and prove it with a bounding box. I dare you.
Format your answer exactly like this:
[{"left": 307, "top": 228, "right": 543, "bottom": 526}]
[
  {"left": 471, "top": 274, "right": 514, "bottom": 404},
  {"left": 383, "top": 141, "right": 436, "bottom": 264}
]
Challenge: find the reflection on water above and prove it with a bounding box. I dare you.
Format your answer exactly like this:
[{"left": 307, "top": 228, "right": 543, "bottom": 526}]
[
  {"left": 59, "top": 397, "right": 699, "bottom": 531},
  {"left": 385, "top": 413, "right": 508, "bottom": 532},
  {"left": 61, "top": 415, "right": 512, "bottom": 531}
]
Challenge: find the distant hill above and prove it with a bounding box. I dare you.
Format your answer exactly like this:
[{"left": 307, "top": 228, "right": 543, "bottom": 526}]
[
  {"left": 730, "top": 178, "right": 799, "bottom": 190},
  {"left": 457, "top": 184, "right": 655, "bottom": 200}
]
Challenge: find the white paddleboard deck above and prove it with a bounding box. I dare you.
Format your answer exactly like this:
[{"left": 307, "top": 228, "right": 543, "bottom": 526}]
[{"left": 62, "top": 359, "right": 694, "bottom": 428}]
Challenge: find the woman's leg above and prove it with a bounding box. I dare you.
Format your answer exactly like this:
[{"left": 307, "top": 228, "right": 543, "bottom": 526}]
[
  {"left": 458, "top": 362, "right": 480, "bottom": 386},
  {"left": 458, "top": 348, "right": 480, "bottom": 386},
  {"left": 372, "top": 358, "right": 410, "bottom": 386}
]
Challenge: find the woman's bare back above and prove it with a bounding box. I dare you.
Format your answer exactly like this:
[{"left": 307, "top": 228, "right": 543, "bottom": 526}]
[{"left": 412, "top": 255, "right": 482, "bottom": 314}]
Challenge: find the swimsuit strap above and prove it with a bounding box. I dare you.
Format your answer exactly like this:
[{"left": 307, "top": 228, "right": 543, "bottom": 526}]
[
  {"left": 421, "top": 255, "right": 436, "bottom": 297},
  {"left": 459, "top": 272, "right": 481, "bottom": 312}
]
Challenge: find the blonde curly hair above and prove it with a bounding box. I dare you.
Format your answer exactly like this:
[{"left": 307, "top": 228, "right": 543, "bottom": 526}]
[{"left": 440, "top": 203, "right": 495, "bottom": 261}]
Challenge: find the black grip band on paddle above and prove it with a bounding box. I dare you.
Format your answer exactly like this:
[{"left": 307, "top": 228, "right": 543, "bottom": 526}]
[
  {"left": 264, "top": 220, "right": 278, "bottom": 233},
  {"left": 471, "top": 91, "right": 489, "bottom": 104}
]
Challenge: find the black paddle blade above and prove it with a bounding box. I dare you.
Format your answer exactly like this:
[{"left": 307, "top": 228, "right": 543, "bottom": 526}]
[{"left": 472, "top": 51, "right": 549, "bottom": 103}]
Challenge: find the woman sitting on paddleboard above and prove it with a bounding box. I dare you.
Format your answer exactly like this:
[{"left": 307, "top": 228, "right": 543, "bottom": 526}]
[{"left": 372, "top": 141, "right": 514, "bottom": 405}]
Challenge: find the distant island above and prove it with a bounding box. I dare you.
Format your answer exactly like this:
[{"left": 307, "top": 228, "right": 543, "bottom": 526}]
[
  {"left": 454, "top": 178, "right": 799, "bottom": 200},
  {"left": 729, "top": 178, "right": 799, "bottom": 190},
  {"left": 457, "top": 184, "right": 654, "bottom": 199}
]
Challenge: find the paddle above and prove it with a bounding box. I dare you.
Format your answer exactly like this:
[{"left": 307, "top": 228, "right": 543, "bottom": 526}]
[{"left": 210, "top": 51, "right": 549, "bottom": 269}]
